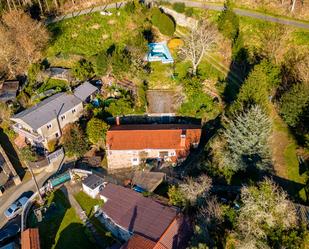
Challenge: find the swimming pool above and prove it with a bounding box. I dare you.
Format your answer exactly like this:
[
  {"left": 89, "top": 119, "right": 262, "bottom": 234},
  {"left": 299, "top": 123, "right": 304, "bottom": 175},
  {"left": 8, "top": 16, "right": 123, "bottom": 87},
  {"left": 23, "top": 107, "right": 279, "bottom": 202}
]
[{"left": 147, "top": 42, "right": 174, "bottom": 64}]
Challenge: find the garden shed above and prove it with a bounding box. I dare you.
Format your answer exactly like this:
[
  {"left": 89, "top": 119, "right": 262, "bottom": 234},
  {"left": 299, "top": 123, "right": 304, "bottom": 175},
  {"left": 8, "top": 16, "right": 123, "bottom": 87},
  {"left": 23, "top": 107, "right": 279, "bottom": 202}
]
[{"left": 82, "top": 174, "right": 105, "bottom": 198}]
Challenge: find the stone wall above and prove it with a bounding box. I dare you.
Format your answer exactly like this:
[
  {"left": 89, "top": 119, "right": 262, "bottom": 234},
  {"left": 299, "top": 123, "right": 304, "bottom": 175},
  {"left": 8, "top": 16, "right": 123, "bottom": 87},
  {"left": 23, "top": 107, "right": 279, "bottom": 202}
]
[{"left": 160, "top": 6, "right": 198, "bottom": 28}]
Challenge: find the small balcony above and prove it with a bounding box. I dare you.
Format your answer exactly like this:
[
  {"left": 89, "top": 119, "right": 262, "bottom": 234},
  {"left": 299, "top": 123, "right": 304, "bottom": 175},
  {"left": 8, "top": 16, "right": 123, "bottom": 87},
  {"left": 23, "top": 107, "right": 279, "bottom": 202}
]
[{"left": 12, "top": 124, "right": 44, "bottom": 143}]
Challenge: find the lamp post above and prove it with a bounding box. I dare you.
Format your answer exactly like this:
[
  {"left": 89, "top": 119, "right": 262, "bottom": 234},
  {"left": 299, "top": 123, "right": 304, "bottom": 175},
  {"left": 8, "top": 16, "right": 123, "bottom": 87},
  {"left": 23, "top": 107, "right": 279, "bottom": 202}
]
[{"left": 26, "top": 163, "right": 44, "bottom": 204}]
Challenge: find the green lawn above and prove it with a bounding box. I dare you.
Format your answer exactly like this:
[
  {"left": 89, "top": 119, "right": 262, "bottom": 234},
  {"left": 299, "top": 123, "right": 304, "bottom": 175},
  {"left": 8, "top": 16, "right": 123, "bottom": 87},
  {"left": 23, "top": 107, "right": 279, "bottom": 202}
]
[
  {"left": 37, "top": 78, "right": 69, "bottom": 93},
  {"left": 47, "top": 8, "right": 145, "bottom": 58},
  {"left": 29, "top": 190, "right": 95, "bottom": 249},
  {"left": 74, "top": 191, "right": 103, "bottom": 216},
  {"left": 74, "top": 191, "right": 115, "bottom": 247}
]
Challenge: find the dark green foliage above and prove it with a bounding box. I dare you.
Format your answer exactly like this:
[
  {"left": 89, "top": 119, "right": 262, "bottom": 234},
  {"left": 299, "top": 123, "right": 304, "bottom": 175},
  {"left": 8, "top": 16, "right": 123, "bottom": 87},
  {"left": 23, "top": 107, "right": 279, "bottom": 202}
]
[
  {"left": 279, "top": 83, "right": 309, "bottom": 128},
  {"left": 173, "top": 2, "right": 185, "bottom": 13},
  {"left": 72, "top": 59, "right": 95, "bottom": 81},
  {"left": 151, "top": 7, "right": 175, "bottom": 36},
  {"left": 178, "top": 77, "right": 214, "bottom": 118},
  {"left": 167, "top": 185, "right": 186, "bottom": 207},
  {"left": 26, "top": 63, "right": 42, "bottom": 94},
  {"left": 124, "top": 1, "right": 136, "bottom": 13},
  {"left": 110, "top": 46, "right": 132, "bottom": 76},
  {"left": 136, "top": 81, "right": 148, "bottom": 112},
  {"left": 217, "top": 0, "right": 239, "bottom": 41},
  {"left": 222, "top": 106, "right": 272, "bottom": 179},
  {"left": 230, "top": 60, "right": 281, "bottom": 113},
  {"left": 61, "top": 124, "right": 88, "bottom": 158},
  {"left": 105, "top": 98, "right": 134, "bottom": 116},
  {"left": 94, "top": 51, "right": 110, "bottom": 76},
  {"left": 86, "top": 118, "right": 109, "bottom": 145},
  {"left": 185, "top": 7, "right": 194, "bottom": 17},
  {"left": 20, "top": 146, "right": 38, "bottom": 162}
]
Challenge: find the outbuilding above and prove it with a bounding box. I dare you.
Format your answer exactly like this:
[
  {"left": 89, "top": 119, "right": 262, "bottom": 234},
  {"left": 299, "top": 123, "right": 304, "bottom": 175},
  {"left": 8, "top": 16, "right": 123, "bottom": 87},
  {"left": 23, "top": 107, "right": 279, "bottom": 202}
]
[{"left": 82, "top": 174, "right": 105, "bottom": 198}]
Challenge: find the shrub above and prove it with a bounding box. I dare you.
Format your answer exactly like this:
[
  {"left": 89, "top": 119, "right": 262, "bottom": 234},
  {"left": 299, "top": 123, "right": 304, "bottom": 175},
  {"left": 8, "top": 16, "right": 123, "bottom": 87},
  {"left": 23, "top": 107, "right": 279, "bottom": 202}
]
[
  {"left": 61, "top": 124, "right": 88, "bottom": 158},
  {"left": 47, "top": 139, "right": 57, "bottom": 153},
  {"left": 185, "top": 7, "right": 194, "bottom": 17},
  {"left": 86, "top": 118, "right": 109, "bottom": 145},
  {"left": 95, "top": 51, "right": 110, "bottom": 76},
  {"left": 72, "top": 59, "right": 95, "bottom": 81},
  {"left": 151, "top": 7, "right": 175, "bottom": 36},
  {"left": 124, "top": 1, "right": 136, "bottom": 13},
  {"left": 173, "top": 2, "right": 185, "bottom": 13},
  {"left": 168, "top": 185, "right": 186, "bottom": 207}
]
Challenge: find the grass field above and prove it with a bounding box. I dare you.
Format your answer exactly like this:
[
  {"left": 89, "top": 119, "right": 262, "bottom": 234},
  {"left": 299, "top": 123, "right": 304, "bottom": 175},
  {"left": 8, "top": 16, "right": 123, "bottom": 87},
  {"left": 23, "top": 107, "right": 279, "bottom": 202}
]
[{"left": 29, "top": 190, "right": 95, "bottom": 249}]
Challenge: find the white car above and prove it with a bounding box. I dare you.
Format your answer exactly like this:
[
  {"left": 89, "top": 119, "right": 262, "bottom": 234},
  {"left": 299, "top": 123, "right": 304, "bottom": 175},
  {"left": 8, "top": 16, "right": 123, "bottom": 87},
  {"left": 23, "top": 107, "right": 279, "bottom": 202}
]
[{"left": 4, "top": 197, "right": 29, "bottom": 219}]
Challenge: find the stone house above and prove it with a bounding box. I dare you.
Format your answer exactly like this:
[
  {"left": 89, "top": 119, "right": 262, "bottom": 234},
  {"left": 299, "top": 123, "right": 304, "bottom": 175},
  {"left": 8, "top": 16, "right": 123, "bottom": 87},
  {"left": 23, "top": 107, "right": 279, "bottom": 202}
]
[
  {"left": 106, "top": 123, "right": 201, "bottom": 170},
  {"left": 10, "top": 82, "right": 98, "bottom": 149},
  {"left": 98, "top": 183, "right": 191, "bottom": 249}
]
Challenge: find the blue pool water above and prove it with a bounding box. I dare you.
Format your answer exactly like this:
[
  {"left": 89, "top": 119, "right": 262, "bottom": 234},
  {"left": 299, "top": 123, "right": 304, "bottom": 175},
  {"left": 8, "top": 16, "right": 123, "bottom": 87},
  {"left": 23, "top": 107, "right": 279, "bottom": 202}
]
[{"left": 147, "top": 42, "right": 174, "bottom": 64}]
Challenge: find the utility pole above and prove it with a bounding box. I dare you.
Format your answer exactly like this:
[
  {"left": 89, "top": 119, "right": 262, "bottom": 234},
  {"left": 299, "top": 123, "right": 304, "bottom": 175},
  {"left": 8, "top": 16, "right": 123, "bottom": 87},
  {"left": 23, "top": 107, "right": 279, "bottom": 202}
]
[{"left": 26, "top": 163, "right": 44, "bottom": 204}]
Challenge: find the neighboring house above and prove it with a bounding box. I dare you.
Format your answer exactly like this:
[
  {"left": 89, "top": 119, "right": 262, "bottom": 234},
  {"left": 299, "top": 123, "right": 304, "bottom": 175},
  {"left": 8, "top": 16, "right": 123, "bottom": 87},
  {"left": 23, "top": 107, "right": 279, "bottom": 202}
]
[
  {"left": 21, "top": 228, "right": 41, "bottom": 249},
  {"left": 0, "top": 80, "right": 19, "bottom": 102},
  {"left": 82, "top": 174, "right": 105, "bottom": 198},
  {"left": 98, "top": 183, "right": 191, "bottom": 249},
  {"left": 11, "top": 82, "right": 97, "bottom": 149},
  {"left": 106, "top": 124, "right": 201, "bottom": 170},
  {"left": 73, "top": 81, "right": 99, "bottom": 102}
]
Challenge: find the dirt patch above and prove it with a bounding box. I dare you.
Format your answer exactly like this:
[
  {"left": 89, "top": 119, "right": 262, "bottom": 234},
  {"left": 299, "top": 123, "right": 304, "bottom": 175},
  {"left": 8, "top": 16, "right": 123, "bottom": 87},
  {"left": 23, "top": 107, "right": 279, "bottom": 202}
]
[
  {"left": 271, "top": 129, "right": 289, "bottom": 178},
  {"left": 107, "top": 19, "right": 116, "bottom": 25},
  {"left": 91, "top": 23, "right": 101, "bottom": 29}
]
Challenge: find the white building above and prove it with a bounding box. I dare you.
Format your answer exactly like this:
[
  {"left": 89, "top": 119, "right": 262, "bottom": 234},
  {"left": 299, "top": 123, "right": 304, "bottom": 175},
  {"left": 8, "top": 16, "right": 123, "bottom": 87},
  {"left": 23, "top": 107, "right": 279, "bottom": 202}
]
[{"left": 82, "top": 174, "right": 105, "bottom": 198}]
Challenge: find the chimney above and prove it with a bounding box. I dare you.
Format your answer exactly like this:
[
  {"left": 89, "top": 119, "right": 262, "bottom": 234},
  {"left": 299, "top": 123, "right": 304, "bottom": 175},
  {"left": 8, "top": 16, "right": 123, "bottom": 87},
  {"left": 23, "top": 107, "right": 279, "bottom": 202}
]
[
  {"left": 116, "top": 116, "right": 120, "bottom": 126},
  {"left": 180, "top": 130, "right": 186, "bottom": 148}
]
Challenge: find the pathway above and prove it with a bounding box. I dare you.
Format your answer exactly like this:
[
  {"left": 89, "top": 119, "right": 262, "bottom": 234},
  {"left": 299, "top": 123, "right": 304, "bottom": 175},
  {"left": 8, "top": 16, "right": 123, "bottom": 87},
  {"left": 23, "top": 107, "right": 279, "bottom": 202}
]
[{"left": 46, "top": 0, "right": 309, "bottom": 30}]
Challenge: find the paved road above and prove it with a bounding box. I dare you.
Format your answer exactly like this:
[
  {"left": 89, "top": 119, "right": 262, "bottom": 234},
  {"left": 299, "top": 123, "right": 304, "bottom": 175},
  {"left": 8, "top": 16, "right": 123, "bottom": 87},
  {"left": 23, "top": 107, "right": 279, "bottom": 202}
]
[
  {"left": 0, "top": 169, "right": 56, "bottom": 229},
  {"left": 47, "top": 0, "right": 309, "bottom": 30}
]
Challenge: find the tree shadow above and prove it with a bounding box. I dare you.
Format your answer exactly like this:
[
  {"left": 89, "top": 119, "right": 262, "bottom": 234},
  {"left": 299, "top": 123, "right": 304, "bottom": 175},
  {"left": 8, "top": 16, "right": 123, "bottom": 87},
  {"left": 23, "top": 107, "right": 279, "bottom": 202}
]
[
  {"left": 54, "top": 222, "right": 95, "bottom": 249},
  {"left": 0, "top": 128, "right": 25, "bottom": 179}
]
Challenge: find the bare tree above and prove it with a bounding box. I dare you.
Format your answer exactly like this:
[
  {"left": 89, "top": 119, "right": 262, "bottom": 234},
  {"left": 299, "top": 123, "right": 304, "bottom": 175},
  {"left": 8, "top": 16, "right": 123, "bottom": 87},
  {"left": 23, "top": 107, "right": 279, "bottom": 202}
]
[
  {"left": 179, "top": 174, "right": 212, "bottom": 205},
  {"left": 0, "top": 10, "right": 49, "bottom": 77},
  {"left": 179, "top": 21, "right": 217, "bottom": 75},
  {"left": 237, "top": 178, "right": 297, "bottom": 241}
]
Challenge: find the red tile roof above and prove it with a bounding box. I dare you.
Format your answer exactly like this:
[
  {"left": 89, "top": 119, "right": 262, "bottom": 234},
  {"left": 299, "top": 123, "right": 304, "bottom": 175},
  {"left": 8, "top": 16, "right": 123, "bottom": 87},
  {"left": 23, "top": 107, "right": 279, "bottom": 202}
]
[
  {"left": 100, "top": 183, "right": 178, "bottom": 242},
  {"left": 106, "top": 124, "right": 201, "bottom": 151},
  {"left": 121, "top": 235, "right": 156, "bottom": 249},
  {"left": 21, "top": 228, "right": 41, "bottom": 249}
]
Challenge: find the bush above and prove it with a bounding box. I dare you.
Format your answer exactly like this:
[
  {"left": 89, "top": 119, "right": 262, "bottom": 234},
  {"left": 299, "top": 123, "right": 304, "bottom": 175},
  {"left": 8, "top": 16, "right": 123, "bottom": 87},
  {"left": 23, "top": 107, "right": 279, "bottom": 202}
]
[
  {"left": 168, "top": 185, "right": 186, "bottom": 207},
  {"left": 124, "top": 1, "right": 136, "bottom": 13},
  {"left": 173, "top": 2, "right": 185, "bottom": 13},
  {"left": 151, "top": 7, "right": 175, "bottom": 36},
  {"left": 86, "top": 118, "right": 109, "bottom": 145},
  {"left": 47, "top": 139, "right": 57, "bottom": 153},
  {"left": 72, "top": 59, "right": 95, "bottom": 81},
  {"left": 185, "top": 7, "right": 194, "bottom": 17},
  {"left": 95, "top": 51, "right": 110, "bottom": 76}
]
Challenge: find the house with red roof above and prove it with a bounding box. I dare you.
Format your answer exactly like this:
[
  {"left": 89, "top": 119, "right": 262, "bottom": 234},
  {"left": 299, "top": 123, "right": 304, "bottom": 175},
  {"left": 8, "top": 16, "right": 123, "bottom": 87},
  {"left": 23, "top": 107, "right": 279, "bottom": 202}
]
[
  {"left": 105, "top": 123, "right": 201, "bottom": 170},
  {"left": 98, "top": 183, "right": 192, "bottom": 249}
]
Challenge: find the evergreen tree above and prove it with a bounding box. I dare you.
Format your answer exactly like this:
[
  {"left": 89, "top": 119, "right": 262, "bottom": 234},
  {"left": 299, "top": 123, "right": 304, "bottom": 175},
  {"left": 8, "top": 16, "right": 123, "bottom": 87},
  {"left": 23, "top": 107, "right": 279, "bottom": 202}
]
[
  {"left": 279, "top": 82, "right": 309, "bottom": 128},
  {"left": 230, "top": 60, "right": 281, "bottom": 113},
  {"left": 222, "top": 105, "right": 272, "bottom": 176},
  {"left": 217, "top": 0, "right": 239, "bottom": 41}
]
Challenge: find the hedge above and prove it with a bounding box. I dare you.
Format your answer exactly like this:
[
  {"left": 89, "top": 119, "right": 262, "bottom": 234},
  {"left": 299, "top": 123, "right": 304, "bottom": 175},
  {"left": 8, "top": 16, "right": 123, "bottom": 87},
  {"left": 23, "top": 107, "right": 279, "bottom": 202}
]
[
  {"left": 173, "top": 2, "right": 185, "bottom": 13},
  {"left": 151, "top": 7, "right": 175, "bottom": 36}
]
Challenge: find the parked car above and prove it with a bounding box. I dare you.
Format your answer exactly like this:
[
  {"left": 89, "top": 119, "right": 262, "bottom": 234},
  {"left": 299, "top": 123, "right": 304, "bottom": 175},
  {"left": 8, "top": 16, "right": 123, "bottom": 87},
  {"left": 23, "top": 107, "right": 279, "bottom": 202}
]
[
  {"left": 4, "top": 197, "right": 29, "bottom": 219},
  {"left": 0, "top": 224, "right": 20, "bottom": 245}
]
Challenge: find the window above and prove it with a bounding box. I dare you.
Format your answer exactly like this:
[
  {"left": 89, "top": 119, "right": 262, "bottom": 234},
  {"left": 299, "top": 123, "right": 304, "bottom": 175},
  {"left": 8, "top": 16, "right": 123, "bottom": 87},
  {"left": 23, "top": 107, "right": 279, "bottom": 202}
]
[
  {"left": 169, "top": 151, "right": 176, "bottom": 156},
  {"left": 47, "top": 124, "right": 52, "bottom": 129},
  {"left": 55, "top": 132, "right": 59, "bottom": 138},
  {"left": 61, "top": 115, "right": 66, "bottom": 121},
  {"left": 72, "top": 109, "right": 76, "bottom": 114},
  {"left": 131, "top": 158, "right": 139, "bottom": 166}
]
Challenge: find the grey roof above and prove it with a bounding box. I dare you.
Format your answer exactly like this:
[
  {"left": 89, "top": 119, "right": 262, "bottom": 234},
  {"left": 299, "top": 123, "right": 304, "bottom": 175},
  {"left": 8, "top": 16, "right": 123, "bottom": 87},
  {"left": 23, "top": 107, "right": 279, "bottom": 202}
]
[
  {"left": 73, "top": 82, "right": 98, "bottom": 101},
  {"left": 12, "top": 92, "right": 82, "bottom": 130},
  {"left": 82, "top": 174, "right": 104, "bottom": 189}
]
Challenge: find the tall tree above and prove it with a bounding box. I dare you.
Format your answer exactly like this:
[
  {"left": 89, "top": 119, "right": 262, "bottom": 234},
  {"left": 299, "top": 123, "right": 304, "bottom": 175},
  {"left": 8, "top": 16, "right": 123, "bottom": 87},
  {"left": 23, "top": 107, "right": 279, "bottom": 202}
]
[
  {"left": 86, "top": 118, "right": 109, "bottom": 147},
  {"left": 180, "top": 21, "right": 217, "bottom": 75},
  {"left": 0, "top": 10, "right": 49, "bottom": 77},
  {"left": 223, "top": 106, "right": 271, "bottom": 179},
  {"left": 234, "top": 178, "right": 299, "bottom": 248}
]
